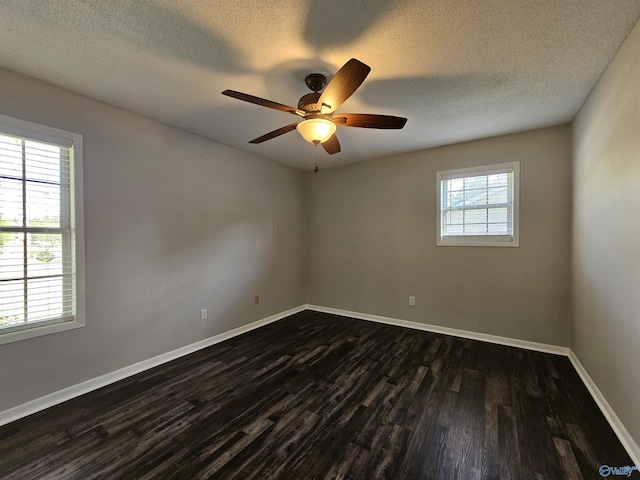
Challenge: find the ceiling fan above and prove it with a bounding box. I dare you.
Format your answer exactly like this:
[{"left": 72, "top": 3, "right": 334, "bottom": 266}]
[{"left": 222, "top": 59, "right": 407, "bottom": 156}]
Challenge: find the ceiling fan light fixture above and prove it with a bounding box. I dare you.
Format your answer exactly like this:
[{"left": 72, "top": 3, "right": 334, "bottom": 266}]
[{"left": 296, "top": 118, "right": 336, "bottom": 144}]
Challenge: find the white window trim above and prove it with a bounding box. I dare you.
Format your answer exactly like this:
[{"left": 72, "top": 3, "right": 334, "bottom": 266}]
[
  {"left": 436, "top": 162, "right": 520, "bottom": 247},
  {"left": 0, "top": 114, "right": 85, "bottom": 345}
]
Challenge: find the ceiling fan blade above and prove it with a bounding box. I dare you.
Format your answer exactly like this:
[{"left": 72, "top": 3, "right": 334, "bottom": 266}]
[
  {"left": 333, "top": 113, "right": 407, "bottom": 129},
  {"left": 249, "top": 123, "right": 299, "bottom": 144},
  {"left": 222, "top": 90, "right": 303, "bottom": 116},
  {"left": 316, "top": 59, "right": 371, "bottom": 114},
  {"left": 322, "top": 134, "right": 341, "bottom": 155}
]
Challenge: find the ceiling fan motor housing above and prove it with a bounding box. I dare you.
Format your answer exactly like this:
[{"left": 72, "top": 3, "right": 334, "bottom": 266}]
[
  {"left": 298, "top": 92, "right": 322, "bottom": 112},
  {"left": 298, "top": 73, "right": 328, "bottom": 112}
]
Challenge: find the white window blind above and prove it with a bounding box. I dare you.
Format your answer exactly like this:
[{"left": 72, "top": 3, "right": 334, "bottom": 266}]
[
  {"left": 0, "top": 129, "right": 76, "bottom": 334},
  {"left": 437, "top": 162, "right": 519, "bottom": 246}
]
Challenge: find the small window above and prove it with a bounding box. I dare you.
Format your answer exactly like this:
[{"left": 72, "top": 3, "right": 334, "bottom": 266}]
[
  {"left": 0, "top": 114, "right": 84, "bottom": 345},
  {"left": 437, "top": 162, "right": 519, "bottom": 247}
]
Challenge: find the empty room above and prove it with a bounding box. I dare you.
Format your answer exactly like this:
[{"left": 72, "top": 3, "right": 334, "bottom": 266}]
[{"left": 0, "top": 1, "right": 639, "bottom": 479}]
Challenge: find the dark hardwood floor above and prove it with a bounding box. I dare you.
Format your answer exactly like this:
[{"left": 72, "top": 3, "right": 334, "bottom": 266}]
[{"left": 0, "top": 311, "right": 634, "bottom": 479}]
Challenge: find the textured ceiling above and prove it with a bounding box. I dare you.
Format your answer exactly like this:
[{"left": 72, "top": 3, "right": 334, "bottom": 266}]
[{"left": 0, "top": 1, "right": 639, "bottom": 170}]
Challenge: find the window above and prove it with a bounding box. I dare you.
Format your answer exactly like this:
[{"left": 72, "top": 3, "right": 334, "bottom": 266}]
[
  {"left": 437, "top": 162, "right": 519, "bottom": 246},
  {"left": 0, "top": 114, "right": 84, "bottom": 345}
]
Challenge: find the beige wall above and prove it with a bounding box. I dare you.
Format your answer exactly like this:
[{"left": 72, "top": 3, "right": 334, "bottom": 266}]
[
  {"left": 0, "top": 69, "right": 306, "bottom": 412},
  {"left": 307, "top": 126, "right": 572, "bottom": 346},
  {"left": 572, "top": 19, "right": 640, "bottom": 448}
]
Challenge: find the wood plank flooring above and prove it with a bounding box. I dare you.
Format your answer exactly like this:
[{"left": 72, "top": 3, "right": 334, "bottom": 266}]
[{"left": 0, "top": 311, "right": 634, "bottom": 479}]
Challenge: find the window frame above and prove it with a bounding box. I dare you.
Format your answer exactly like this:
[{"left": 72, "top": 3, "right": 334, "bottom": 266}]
[
  {"left": 0, "top": 114, "right": 85, "bottom": 345},
  {"left": 436, "top": 162, "right": 520, "bottom": 247}
]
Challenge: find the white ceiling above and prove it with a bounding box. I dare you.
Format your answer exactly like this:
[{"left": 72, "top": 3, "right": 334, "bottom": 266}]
[{"left": 1, "top": 1, "right": 639, "bottom": 171}]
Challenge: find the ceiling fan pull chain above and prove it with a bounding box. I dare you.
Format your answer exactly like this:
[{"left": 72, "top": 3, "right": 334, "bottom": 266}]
[{"left": 314, "top": 144, "right": 319, "bottom": 174}]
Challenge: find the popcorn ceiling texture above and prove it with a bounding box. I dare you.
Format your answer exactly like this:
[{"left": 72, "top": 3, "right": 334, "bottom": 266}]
[{"left": 0, "top": 0, "right": 639, "bottom": 170}]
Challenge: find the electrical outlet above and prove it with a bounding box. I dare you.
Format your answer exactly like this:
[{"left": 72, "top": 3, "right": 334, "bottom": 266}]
[
  {"left": 254, "top": 295, "right": 260, "bottom": 304},
  {"left": 200, "top": 309, "right": 208, "bottom": 320},
  {"left": 409, "top": 296, "right": 416, "bottom": 306}
]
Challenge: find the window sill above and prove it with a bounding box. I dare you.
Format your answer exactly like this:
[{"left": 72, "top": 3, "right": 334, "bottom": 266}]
[
  {"left": 437, "top": 242, "right": 520, "bottom": 247},
  {"left": 437, "top": 236, "right": 519, "bottom": 247},
  {"left": 0, "top": 319, "right": 84, "bottom": 346}
]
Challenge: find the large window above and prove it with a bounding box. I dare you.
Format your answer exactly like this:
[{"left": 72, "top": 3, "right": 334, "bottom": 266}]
[
  {"left": 0, "top": 114, "right": 84, "bottom": 344},
  {"left": 437, "top": 162, "right": 519, "bottom": 246}
]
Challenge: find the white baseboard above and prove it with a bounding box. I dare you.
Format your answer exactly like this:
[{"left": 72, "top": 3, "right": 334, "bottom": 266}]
[
  {"left": 0, "top": 304, "right": 306, "bottom": 427},
  {"left": 568, "top": 351, "right": 640, "bottom": 467},
  {"left": 306, "top": 304, "right": 570, "bottom": 356}
]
